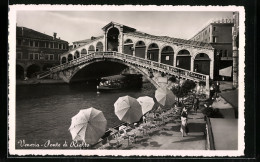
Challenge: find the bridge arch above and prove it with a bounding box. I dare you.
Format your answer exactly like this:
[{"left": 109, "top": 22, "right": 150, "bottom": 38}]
[
  {"left": 135, "top": 40, "right": 146, "bottom": 59},
  {"left": 26, "top": 64, "right": 41, "bottom": 78},
  {"left": 88, "top": 45, "right": 95, "bottom": 54},
  {"left": 176, "top": 49, "right": 191, "bottom": 70},
  {"left": 147, "top": 43, "right": 159, "bottom": 62},
  {"left": 194, "top": 53, "right": 211, "bottom": 75},
  {"left": 107, "top": 27, "right": 120, "bottom": 51},
  {"left": 96, "top": 42, "right": 103, "bottom": 52},
  {"left": 81, "top": 48, "right": 87, "bottom": 55},
  {"left": 160, "top": 45, "right": 174, "bottom": 66},
  {"left": 66, "top": 59, "right": 159, "bottom": 88},
  {"left": 124, "top": 39, "right": 134, "bottom": 55}
]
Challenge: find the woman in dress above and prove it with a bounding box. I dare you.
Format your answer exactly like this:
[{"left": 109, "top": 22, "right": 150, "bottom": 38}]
[{"left": 180, "top": 107, "right": 188, "bottom": 137}]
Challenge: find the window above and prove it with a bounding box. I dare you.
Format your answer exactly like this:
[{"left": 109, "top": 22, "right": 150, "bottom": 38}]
[
  {"left": 35, "top": 41, "right": 39, "bottom": 47},
  {"left": 213, "top": 26, "right": 217, "bottom": 31},
  {"left": 165, "top": 56, "right": 170, "bottom": 61},
  {"left": 59, "top": 44, "right": 62, "bottom": 49},
  {"left": 50, "top": 42, "right": 54, "bottom": 48},
  {"left": 17, "top": 52, "right": 22, "bottom": 60},
  {"left": 219, "top": 50, "right": 223, "bottom": 57},
  {"left": 17, "top": 39, "right": 22, "bottom": 46},
  {"left": 45, "top": 54, "right": 55, "bottom": 60},
  {"left": 34, "top": 53, "right": 39, "bottom": 60},
  {"left": 29, "top": 40, "right": 34, "bottom": 47},
  {"left": 224, "top": 50, "right": 228, "bottom": 57},
  {"left": 200, "top": 53, "right": 205, "bottom": 57},
  {"left": 29, "top": 53, "right": 39, "bottom": 60},
  {"left": 29, "top": 53, "right": 34, "bottom": 60},
  {"left": 50, "top": 55, "right": 54, "bottom": 60},
  {"left": 213, "top": 36, "right": 217, "bottom": 43}
]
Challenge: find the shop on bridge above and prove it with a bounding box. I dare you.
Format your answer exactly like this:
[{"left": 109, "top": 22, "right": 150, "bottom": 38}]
[
  {"left": 194, "top": 53, "right": 211, "bottom": 75},
  {"left": 176, "top": 50, "right": 191, "bottom": 71}
]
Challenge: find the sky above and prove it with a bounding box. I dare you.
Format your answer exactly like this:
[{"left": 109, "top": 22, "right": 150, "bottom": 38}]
[{"left": 16, "top": 11, "right": 233, "bottom": 45}]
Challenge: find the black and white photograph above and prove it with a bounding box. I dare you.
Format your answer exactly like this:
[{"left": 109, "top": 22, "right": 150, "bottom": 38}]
[{"left": 8, "top": 5, "right": 245, "bottom": 156}]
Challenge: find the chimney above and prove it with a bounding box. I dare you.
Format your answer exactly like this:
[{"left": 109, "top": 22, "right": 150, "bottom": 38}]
[{"left": 53, "top": 32, "right": 57, "bottom": 39}]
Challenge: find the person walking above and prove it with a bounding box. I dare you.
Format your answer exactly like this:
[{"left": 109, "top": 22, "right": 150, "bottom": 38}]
[
  {"left": 193, "top": 97, "right": 199, "bottom": 113},
  {"left": 215, "top": 81, "right": 220, "bottom": 97},
  {"left": 180, "top": 107, "right": 188, "bottom": 137},
  {"left": 209, "top": 84, "right": 215, "bottom": 100}
]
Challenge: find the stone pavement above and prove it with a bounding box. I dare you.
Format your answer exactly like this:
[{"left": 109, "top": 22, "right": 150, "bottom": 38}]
[{"left": 125, "top": 108, "right": 206, "bottom": 150}]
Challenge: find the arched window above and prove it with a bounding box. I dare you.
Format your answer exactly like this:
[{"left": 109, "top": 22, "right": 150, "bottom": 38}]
[
  {"left": 61, "top": 57, "right": 67, "bottom": 64},
  {"left": 88, "top": 45, "right": 95, "bottom": 54},
  {"left": 124, "top": 39, "right": 134, "bottom": 55},
  {"left": 68, "top": 54, "right": 73, "bottom": 62},
  {"left": 147, "top": 43, "right": 159, "bottom": 62},
  {"left": 176, "top": 49, "right": 191, "bottom": 70},
  {"left": 161, "top": 46, "right": 174, "bottom": 66},
  {"left": 194, "top": 53, "right": 210, "bottom": 75},
  {"left": 96, "top": 42, "right": 103, "bottom": 52},
  {"left": 75, "top": 51, "right": 80, "bottom": 58},
  {"left": 135, "top": 41, "right": 146, "bottom": 58},
  {"left": 81, "top": 48, "right": 87, "bottom": 55}
]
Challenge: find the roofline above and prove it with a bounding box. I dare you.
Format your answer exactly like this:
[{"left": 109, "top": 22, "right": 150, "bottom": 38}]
[
  {"left": 189, "top": 18, "right": 235, "bottom": 40},
  {"left": 16, "top": 26, "right": 69, "bottom": 43},
  {"left": 102, "top": 21, "right": 136, "bottom": 31},
  {"left": 124, "top": 32, "right": 214, "bottom": 50}
]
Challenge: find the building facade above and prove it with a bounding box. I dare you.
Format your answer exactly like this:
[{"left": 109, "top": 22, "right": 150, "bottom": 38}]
[
  {"left": 190, "top": 18, "right": 235, "bottom": 80},
  {"left": 16, "top": 26, "right": 69, "bottom": 79},
  {"left": 61, "top": 22, "right": 215, "bottom": 79}
]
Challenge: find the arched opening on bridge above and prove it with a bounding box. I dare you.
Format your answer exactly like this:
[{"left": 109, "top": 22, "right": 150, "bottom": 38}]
[
  {"left": 75, "top": 51, "right": 80, "bottom": 58},
  {"left": 88, "top": 45, "right": 95, "bottom": 54},
  {"left": 161, "top": 46, "right": 174, "bottom": 65},
  {"left": 81, "top": 48, "right": 87, "bottom": 55},
  {"left": 176, "top": 50, "right": 191, "bottom": 70},
  {"left": 107, "top": 27, "right": 119, "bottom": 51},
  {"left": 194, "top": 53, "right": 210, "bottom": 75},
  {"left": 16, "top": 64, "right": 24, "bottom": 80},
  {"left": 147, "top": 43, "right": 159, "bottom": 62},
  {"left": 42, "top": 63, "right": 53, "bottom": 71},
  {"left": 124, "top": 39, "right": 133, "bottom": 55},
  {"left": 68, "top": 54, "right": 73, "bottom": 62},
  {"left": 61, "top": 57, "right": 67, "bottom": 64},
  {"left": 135, "top": 41, "right": 146, "bottom": 58},
  {"left": 26, "top": 64, "right": 41, "bottom": 78},
  {"left": 96, "top": 42, "right": 103, "bottom": 52}
]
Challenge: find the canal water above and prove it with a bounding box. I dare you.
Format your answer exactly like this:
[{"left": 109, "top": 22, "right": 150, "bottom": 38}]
[{"left": 15, "top": 82, "right": 156, "bottom": 149}]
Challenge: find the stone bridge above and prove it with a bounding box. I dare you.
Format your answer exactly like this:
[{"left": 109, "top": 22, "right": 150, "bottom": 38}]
[{"left": 38, "top": 51, "right": 210, "bottom": 96}]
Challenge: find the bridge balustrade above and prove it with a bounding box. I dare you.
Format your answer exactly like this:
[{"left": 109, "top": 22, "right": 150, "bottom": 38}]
[{"left": 45, "top": 51, "right": 207, "bottom": 83}]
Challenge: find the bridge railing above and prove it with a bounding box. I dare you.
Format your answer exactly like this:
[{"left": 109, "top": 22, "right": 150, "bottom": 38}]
[
  {"left": 113, "top": 52, "right": 207, "bottom": 82},
  {"left": 47, "top": 51, "right": 207, "bottom": 82}
]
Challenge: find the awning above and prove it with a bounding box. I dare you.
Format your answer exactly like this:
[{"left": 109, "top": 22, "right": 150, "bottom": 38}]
[{"left": 219, "top": 66, "right": 232, "bottom": 77}]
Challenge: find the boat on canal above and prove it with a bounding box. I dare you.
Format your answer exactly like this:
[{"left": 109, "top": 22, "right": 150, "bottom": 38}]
[{"left": 97, "top": 74, "right": 143, "bottom": 91}]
